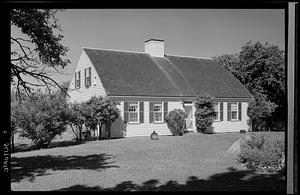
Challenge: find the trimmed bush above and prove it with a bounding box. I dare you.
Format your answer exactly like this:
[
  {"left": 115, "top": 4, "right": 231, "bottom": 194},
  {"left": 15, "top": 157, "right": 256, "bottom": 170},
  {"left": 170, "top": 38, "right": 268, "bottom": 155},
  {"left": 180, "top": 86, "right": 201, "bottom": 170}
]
[
  {"left": 237, "top": 133, "right": 285, "bottom": 174},
  {"left": 194, "top": 94, "right": 216, "bottom": 133},
  {"left": 165, "top": 109, "right": 187, "bottom": 136}
]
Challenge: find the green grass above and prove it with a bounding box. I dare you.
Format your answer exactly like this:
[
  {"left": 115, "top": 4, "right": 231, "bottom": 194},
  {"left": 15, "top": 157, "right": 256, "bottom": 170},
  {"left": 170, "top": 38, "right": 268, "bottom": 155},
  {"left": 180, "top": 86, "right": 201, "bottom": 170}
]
[{"left": 11, "top": 131, "right": 285, "bottom": 191}]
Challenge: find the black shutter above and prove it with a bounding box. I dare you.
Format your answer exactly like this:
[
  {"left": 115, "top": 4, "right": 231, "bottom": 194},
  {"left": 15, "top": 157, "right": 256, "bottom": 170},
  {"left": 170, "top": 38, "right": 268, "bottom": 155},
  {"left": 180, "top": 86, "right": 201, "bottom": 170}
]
[
  {"left": 78, "top": 71, "right": 81, "bottom": 88},
  {"left": 164, "top": 102, "right": 168, "bottom": 122},
  {"left": 75, "top": 73, "right": 77, "bottom": 88},
  {"left": 220, "top": 102, "right": 223, "bottom": 121},
  {"left": 139, "top": 102, "right": 144, "bottom": 123},
  {"left": 84, "top": 69, "right": 86, "bottom": 87},
  {"left": 227, "top": 103, "right": 231, "bottom": 121},
  {"left": 124, "top": 102, "right": 129, "bottom": 123},
  {"left": 149, "top": 102, "right": 154, "bottom": 123},
  {"left": 89, "top": 67, "right": 91, "bottom": 86},
  {"left": 238, "top": 102, "right": 242, "bottom": 121}
]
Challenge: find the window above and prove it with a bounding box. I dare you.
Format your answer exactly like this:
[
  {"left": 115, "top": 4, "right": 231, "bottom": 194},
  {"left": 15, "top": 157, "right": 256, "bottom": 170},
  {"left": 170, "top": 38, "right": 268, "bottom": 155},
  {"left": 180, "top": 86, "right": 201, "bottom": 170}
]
[
  {"left": 153, "top": 102, "right": 163, "bottom": 123},
  {"left": 214, "top": 102, "right": 220, "bottom": 121},
  {"left": 128, "top": 102, "right": 139, "bottom": 123},
  {"left": 231, "top": 103, "right": 238, "bottom": 120},
  {"left": 85, "top": 67, "right": 91, "bottom": 88},
  {"left": 75, "top": 71, "right": 80, "bottom": 89}
]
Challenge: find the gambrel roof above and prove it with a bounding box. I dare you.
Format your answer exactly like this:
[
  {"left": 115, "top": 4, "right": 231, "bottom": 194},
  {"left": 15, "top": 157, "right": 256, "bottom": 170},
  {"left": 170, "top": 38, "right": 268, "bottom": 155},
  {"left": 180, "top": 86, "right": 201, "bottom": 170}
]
[{"left": 83, "top": 48, "right": 252, "bottom": 98}]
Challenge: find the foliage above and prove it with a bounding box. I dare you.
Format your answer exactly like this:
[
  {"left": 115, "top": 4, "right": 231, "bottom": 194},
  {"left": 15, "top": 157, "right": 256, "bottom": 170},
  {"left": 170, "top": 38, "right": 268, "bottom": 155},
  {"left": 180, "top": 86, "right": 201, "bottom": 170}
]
[
  {"left": 83, "top": 96, "right": 120, "bottom": 139},
  {"left": 12, "top": 90, "right": 69, "bottom": 148},
  {"left": 165, "top": 109, "right": 187, "bottom": 136},
  {"left": 213, "top": 41, "right": 285, "bottom": 128},
  {"left": 212, "top": 54, "right": 241, "bottom": 79},
  {"left": 11, "top": 102, "right": 20, "bottom": 152},
  {"left": 67, "top": 102, "right": 86, "bottom": 142},
  {"left": 10, "top": 9, "right": 70, "bottom": 99},
  {"left": 194, "top": 94, "right": 216, "bottom": 133},
  {"left": 237, "top": 133, "right": 285, "bottom": 174},
  {"left": 247, "top": 93, "right": 278, "bottom": 131}
]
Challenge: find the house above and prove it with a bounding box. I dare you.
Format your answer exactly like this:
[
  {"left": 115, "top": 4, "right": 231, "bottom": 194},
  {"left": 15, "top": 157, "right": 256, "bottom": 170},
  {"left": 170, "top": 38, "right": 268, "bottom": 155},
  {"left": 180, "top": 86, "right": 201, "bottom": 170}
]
[{"left": 67, "top": 39, "right": 252, "bottom": 138}]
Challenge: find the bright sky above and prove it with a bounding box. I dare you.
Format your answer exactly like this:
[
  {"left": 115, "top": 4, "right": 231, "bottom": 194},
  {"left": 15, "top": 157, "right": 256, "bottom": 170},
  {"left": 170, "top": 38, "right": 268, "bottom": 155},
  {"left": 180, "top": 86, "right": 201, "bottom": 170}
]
[{"left": 11, "top": 9, "right": 285, "bottom": 85}]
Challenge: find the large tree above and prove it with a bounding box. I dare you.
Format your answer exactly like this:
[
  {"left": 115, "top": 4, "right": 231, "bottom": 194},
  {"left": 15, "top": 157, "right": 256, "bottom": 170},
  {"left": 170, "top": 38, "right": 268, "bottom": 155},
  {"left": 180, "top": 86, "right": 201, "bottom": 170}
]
[
  {"left": 10, "top": 9, "right": 70, "bottom": 100},
  {"left": 213, "top": 41, "right": 285, "bottom": 128}
]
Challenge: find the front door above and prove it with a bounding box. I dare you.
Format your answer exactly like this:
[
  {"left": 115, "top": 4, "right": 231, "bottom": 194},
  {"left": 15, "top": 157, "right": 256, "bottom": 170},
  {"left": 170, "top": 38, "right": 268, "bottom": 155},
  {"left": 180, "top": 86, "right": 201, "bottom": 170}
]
[{"left": 184, "top": 105, "right": 193, "bottom": 131}]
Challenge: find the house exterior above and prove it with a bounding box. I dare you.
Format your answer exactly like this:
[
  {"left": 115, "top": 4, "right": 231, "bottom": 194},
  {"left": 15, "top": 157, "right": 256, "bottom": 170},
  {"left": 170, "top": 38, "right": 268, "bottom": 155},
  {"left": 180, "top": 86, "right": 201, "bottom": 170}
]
[{"left": 67, "top": 39, "right": 252, "bottom": 138}]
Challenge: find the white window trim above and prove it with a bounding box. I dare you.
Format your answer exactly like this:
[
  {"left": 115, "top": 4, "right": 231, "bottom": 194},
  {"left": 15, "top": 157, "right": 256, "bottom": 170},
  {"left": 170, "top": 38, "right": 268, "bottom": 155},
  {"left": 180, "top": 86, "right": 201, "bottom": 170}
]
[
  {"left": 128, "top": 101, "right": 139, "bottom": 124},
  {"left": 214, "top": 102, "right": 220, "bottom": 122},
  {"left": 153, "top": 102, "right": 164, "bottom": 123},
  {"left": 85, "top": 68, "right": 92, "bottom": 87},
  {"left": 230, "top": 102, "right": 239, "bottom": 121}
]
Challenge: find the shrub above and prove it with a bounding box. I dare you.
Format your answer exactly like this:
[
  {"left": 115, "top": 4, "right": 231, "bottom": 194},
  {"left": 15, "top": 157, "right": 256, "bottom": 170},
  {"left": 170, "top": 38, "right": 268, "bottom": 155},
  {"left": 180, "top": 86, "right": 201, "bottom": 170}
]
[
  {"left": 194, "top": 94, "right": 216, "bottom": 133},
  {"left": 237, "top": 133, "right": 285, "bottom": 174},
  {"left": 165, "top": 109, "right": 187, "bottom": 136},
  {"left": 13, "top": 91, "right": 69, "bottom": 148},
  {"left": 83, "top": 96, "right": 120, "bottom": 140}
]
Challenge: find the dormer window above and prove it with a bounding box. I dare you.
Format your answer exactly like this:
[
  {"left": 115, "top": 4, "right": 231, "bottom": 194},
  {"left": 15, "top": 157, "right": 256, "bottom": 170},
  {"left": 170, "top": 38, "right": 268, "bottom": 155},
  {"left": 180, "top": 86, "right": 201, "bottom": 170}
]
[{"left": 85, "top": 67, "right": 91, "bottom": 88}]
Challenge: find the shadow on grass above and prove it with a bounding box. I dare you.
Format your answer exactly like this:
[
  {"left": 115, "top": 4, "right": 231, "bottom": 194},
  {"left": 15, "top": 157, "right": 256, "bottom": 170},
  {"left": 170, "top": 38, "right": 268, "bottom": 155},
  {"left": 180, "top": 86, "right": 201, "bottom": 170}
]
[
  {"left": 14, "top": 140, "right": 88, "bottom": 153},
  {"left": 55, "top": 167, "right": 285, "bottom": 191},
  {"left": 11, "top": 153, "right": 118, "bottom": 183}
]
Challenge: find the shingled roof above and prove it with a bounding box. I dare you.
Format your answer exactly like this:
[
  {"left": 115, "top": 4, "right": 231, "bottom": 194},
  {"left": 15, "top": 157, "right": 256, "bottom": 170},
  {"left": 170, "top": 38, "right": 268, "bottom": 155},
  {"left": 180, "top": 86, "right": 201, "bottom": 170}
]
[{"left": 83, "top": 48, "right": 252, "bottom": 98}]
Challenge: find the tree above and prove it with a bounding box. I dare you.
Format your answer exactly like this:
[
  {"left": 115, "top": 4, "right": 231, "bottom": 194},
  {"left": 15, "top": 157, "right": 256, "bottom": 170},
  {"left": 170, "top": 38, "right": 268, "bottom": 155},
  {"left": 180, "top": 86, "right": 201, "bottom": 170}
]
[
  {"left": 247, "top": 93, "right": 278, "bottom": 131},
  {"left": 13, "top": 90, "right": 69, "bottom": 148},
  {"left": 10, "top": 102, "right": 19, "bottom": 153},
  {"left": 67, "top": 102, "right": 86, "bottom": 142},
  {"left": 83, "top": 96, "right": 105, "bottom": 140},
  {"left": 11, "top": 9, "right": 70, "bottom": 100},
  {"left": 194, "top": 94, "right": 216, "bottom": 134},
  {"left": 165, "top": 109, "right": 187, "bottom": 136},
  {"left": 100, "top": 97, "right": 120, "bottom": 139},
  {"left": 212, "top": 54, "right": 241, "bottom": 80},
  {"left": 213, "top": 41, "right": 285, "bottom": 129}
]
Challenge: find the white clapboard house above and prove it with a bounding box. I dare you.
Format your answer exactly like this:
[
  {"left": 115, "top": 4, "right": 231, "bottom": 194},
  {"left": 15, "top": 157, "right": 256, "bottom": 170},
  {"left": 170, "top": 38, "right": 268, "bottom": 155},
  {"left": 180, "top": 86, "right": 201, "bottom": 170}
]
[{"left": 67, "top": 39, "right": 252, "bottom": 137}]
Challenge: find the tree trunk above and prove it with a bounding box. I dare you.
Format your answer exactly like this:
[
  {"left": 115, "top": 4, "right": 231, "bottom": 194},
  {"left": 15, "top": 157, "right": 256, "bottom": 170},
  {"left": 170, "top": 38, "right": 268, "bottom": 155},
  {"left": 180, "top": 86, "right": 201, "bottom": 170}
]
[
  {"left": 11, "top": 133, "right": 14, "bottom": 153},
  {"left": 79, "top": 126, "right": 82, "bottom": 142},
  {"left": 70, "top": 125, "right": 79, "bottom": 142},
  {"left": 108, "top": 122, "right": 111, "bottom": 139},
  {"left": 99, "top": 123, "right": 103, "bottom": 140}
]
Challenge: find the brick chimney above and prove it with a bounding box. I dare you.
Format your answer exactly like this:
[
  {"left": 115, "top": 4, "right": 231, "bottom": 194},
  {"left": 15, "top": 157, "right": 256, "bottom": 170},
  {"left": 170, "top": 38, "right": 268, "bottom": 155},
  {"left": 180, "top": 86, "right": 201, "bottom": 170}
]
[{"left": 144, "top": 39, "right": 164, "bottom": 57}]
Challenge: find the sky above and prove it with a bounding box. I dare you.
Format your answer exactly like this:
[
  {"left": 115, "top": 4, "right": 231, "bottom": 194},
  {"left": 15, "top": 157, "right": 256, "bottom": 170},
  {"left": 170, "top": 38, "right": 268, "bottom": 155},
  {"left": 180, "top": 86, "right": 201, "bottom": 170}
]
[{"left": 11, "top": 9, "right": 285, "bottom": 85}]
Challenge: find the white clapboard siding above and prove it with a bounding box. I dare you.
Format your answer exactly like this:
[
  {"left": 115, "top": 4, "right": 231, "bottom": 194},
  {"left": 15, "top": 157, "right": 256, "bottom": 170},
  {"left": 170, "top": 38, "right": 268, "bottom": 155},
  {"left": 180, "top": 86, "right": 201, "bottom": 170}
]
[
  {"left": 212, "top": 102, "right": 249, "bottom": 132},
  {"left": 67, "top": 50, "right": 107, "bottom": 103},
  {"left": 110, "top": 101, "right": 184, "bottom": 137}
]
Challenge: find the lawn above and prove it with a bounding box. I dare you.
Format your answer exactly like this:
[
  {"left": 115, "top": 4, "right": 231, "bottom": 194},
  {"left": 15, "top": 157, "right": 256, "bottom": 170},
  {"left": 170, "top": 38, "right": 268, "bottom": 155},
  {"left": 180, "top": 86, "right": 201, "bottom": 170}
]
[{"left": 11, "top": 131, "right": 285, "bottom": 191}]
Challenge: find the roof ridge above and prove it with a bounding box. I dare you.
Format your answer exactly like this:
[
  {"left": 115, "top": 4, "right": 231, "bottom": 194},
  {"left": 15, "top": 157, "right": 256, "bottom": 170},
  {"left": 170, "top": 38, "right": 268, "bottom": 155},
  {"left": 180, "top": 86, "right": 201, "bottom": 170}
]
[
  {"left": 83, "top": 47, "right": 212, "bottom": 60},
  {"left": 82, "top": 47, "right": 147, "bottom": 55},
  {"left": 167, "top": 54, "right": 213, "bottom": 60}
]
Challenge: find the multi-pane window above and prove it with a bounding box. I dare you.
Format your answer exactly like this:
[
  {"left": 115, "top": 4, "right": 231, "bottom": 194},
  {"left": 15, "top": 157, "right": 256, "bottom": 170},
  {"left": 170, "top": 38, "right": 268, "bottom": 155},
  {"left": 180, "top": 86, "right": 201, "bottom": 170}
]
[
  {"left": 75, "top": 71, "right": 80, "bottom": 89},
  {"left": 85, "top": 67, "right": 91, "bottom": 88},
  {"left": 153, "top": 102, "right": 163, "bottom": 122},
  {"left": 128, "top": 102, "right": 139, "bottom": 123},
  {"left": 214, "top": 102, "right": 220, "bottom": 121},
  {"left": 231, "top": 103, "right": 238, "bottom": 120}
]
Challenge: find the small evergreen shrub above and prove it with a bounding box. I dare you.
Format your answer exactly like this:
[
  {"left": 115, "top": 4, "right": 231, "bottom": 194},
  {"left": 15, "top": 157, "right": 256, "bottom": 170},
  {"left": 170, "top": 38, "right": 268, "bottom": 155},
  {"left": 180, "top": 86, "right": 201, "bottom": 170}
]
[
  {"left": 237, "top": 133, "right": 285, "bottom": 174},
  {"left": 165, "top": 109, "right": 187, "bottom": 136},
  {"left": 194, "top": 94, "right": 216, "bottom": 133}
]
